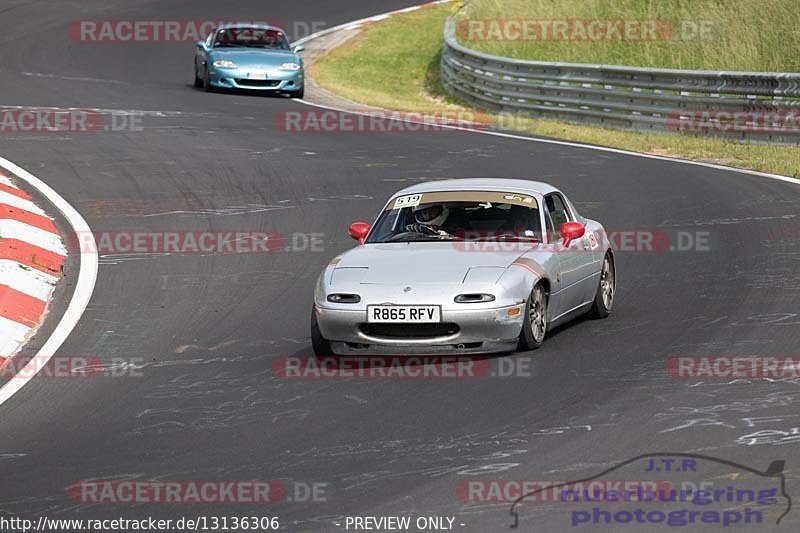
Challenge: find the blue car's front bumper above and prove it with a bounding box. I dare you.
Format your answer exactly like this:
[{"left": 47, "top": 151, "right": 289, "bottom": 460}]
[{"left": 208, "top": 67, "right": 303, "bottom": 91}]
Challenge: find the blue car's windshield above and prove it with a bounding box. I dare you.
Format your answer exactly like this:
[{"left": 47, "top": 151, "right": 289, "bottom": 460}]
[{"left": 213, "top": 27, "right": 290, "bottom": 50}]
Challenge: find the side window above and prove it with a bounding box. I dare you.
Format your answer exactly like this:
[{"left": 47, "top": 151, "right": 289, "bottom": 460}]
[
  {"left": 543, "top": 209, "right": 555, "bottom": 242},
  {"left": 206, "top": 31, "right": 215, "bottom": 47},
  {"left": 544, "top": 193, "right": 572, "bottom": 242}
]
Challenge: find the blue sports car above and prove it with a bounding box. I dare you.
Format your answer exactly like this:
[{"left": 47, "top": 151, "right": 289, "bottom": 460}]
[{"left": 194, "top": 24, "right": 305, "bottom": 98}]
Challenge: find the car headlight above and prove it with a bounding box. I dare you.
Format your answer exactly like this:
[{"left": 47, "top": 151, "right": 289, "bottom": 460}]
[
  {"left": 212, "top": 60, "right": 237, "bottom": 68},
  {"left": 327, "top": 293, "right": 361, "bottom": 304},
  {"left": 454, "top": 293, "right": 496, "bottom": 303},
  {"left": 279, "top": 62, "right": 301, "bottom": 71}
]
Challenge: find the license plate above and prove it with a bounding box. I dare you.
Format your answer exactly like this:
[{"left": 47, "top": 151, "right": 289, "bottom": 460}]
[
  {"left": 248, "top": 72, "right": 268, "bottom": 80},
  {"left": 367, "top": 305, "right": 441, "bottom": 323}
]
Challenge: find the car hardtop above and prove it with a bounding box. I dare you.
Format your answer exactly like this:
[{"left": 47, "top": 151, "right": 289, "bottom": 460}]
[
  {"left": 215, "top": 22, "right": 288, "bottom": 34},
  {"left": 390, "top": 178, "right": 561, "bottom": 201}
]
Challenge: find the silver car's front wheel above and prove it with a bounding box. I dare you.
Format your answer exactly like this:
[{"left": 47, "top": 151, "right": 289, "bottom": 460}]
[
  {"left": 311, "top": 306, "right": 334, "bottom": 356},
  {"left": 589, "top": 252, "right": 615, "bottom": 318},
  {"left": 518, "top": 283, "right": 547, "bottom": 351},
  {"left": 530, "top": 286, "right": 546, "bottom": 342}
]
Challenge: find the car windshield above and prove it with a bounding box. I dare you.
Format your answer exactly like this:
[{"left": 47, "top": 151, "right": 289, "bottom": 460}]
[
  {"left": 365, "top": 191, "right": 543, "bottom": 243},
  {"left": 213, "top": 27, "right": 289, "bottom": 49}
]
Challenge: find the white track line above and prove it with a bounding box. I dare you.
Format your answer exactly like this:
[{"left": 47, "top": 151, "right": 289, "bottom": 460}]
[
  {"left": 296, "top": 100, "right": 800, "bottom": 187},
  {"left": 0, "top": 157, "right": 97, "bottom": 406},
  {"left": 294, "top": 2, "right": 800, "bottom": 188}
]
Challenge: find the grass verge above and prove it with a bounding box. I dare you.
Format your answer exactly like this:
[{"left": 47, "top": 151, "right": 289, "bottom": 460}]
[
  {"left": 460, "top": 0, "right": 800, "bottom": 72},
  {"left": 311, "top": 3, "right": 800, "bottom": 178}
]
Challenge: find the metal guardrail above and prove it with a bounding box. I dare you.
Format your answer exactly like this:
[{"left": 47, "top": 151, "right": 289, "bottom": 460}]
[{"left": 440, "top": 16, "right": 800, "bottom": 143}]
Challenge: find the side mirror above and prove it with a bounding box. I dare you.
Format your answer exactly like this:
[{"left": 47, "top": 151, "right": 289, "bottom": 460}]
[
  {"left": 348, "top": 222, "right": 371, "bottom": 244},
  {"left": 196, "top": 40, "right": 206, "bottom": 49},
  {"left": 560, "top": 221, "right": 585, "bottom": 248},
  {"left": 292, "top": 44, "right": 305, "bottom": 54}
]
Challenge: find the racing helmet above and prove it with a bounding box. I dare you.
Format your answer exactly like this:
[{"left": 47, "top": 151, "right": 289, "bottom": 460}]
[{"left": 413, "top": 203, "right": 449, "bottom": 226}]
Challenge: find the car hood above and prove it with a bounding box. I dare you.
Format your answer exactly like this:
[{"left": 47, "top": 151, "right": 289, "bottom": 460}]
[
  {"left": 332, "top": 242, "right": 527, "bottom": 285},
  {"left": 208, "top": 48, "right": 299, "bottom": 68}
]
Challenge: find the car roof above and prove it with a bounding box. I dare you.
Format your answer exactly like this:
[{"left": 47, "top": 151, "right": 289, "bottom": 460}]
[
  {"left": 216, "top": 23, "right": 287, "bottom": 33},
  {"left": 392, "top": 178, "right": 561, "bottom": 198}
]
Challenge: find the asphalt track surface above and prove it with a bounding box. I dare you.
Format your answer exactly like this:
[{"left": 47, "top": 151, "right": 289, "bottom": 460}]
[{"left": 1, "top": 1, "right": 799, "bottom": 531}]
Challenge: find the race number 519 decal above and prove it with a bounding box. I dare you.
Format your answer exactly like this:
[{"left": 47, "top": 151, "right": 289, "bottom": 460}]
[{"left": 393, "top": 194, "right": 422, "bottom": 209}]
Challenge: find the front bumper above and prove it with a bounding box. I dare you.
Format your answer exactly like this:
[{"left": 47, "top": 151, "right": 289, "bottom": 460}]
[
  {"left": 315, "top": 304, "right": 525, "bottom": 355},
  {"left": 208, "top": 68, "right": 303, "bottom": 91}
]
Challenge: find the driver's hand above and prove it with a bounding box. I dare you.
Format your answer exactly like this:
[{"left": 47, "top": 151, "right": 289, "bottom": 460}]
[{"left": 405, "top": 223, "right": 439, "bottom": 235}]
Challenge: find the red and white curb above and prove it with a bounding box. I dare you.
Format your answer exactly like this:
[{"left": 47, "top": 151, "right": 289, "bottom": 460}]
[
  {"left": 0, "top": 157, "right": 95, "bottom": 406},
  {"left": 0, "top": 170, "right": 67, "bottom": 371}
]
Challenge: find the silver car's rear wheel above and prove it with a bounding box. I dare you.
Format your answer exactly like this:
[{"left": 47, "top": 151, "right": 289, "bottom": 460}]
[
  {"left": 518, "top": 283, "right": 547, "bottom": 351},
  {"left": 601, "top": 255, "right": 615, "bottom": 310}
]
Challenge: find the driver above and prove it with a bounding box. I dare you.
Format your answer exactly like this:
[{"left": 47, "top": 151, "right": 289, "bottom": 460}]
[{"left": 405, "top": 203, "right": 452, "bottom": 236}]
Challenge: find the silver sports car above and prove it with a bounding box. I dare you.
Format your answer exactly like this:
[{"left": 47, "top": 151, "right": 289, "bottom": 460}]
[{"left": 312, "top": 178, "right": 615, "bottom": 355}]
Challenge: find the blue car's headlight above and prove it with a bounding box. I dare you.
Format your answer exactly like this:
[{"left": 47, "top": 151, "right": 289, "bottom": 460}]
[
  {"left": 279, "top": 62, "right": 302, "bottom": 71},
  {"left": 212, "top": 60, "right": 237, "bottom": 68}
]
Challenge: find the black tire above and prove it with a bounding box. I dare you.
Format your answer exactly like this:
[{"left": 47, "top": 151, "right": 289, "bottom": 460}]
[
  {"left": 193, "top": 65, "right": 203, "bottom": 88},
  {"left": 311, "top": 306, "right": 333, "bottom": 356},
  {"left": 588, "top": 252, "right": 615, "bottom": 319},
  {"left": 202, "top": 67, "right": 213, "bottom": 92},
  {"left": 287, "top": 86, "right": 304, "bottom": 99},
  {"left": 518, "top": 283, "right": 548, "bottom": 351}
]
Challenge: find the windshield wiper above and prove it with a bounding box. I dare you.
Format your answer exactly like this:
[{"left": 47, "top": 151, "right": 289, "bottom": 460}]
[
  {"left": 386, "top": 231, "right": 457, "bottom": 242},
  {"left": 472, "top": 234, "right": 539, "bottom": 242}
]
